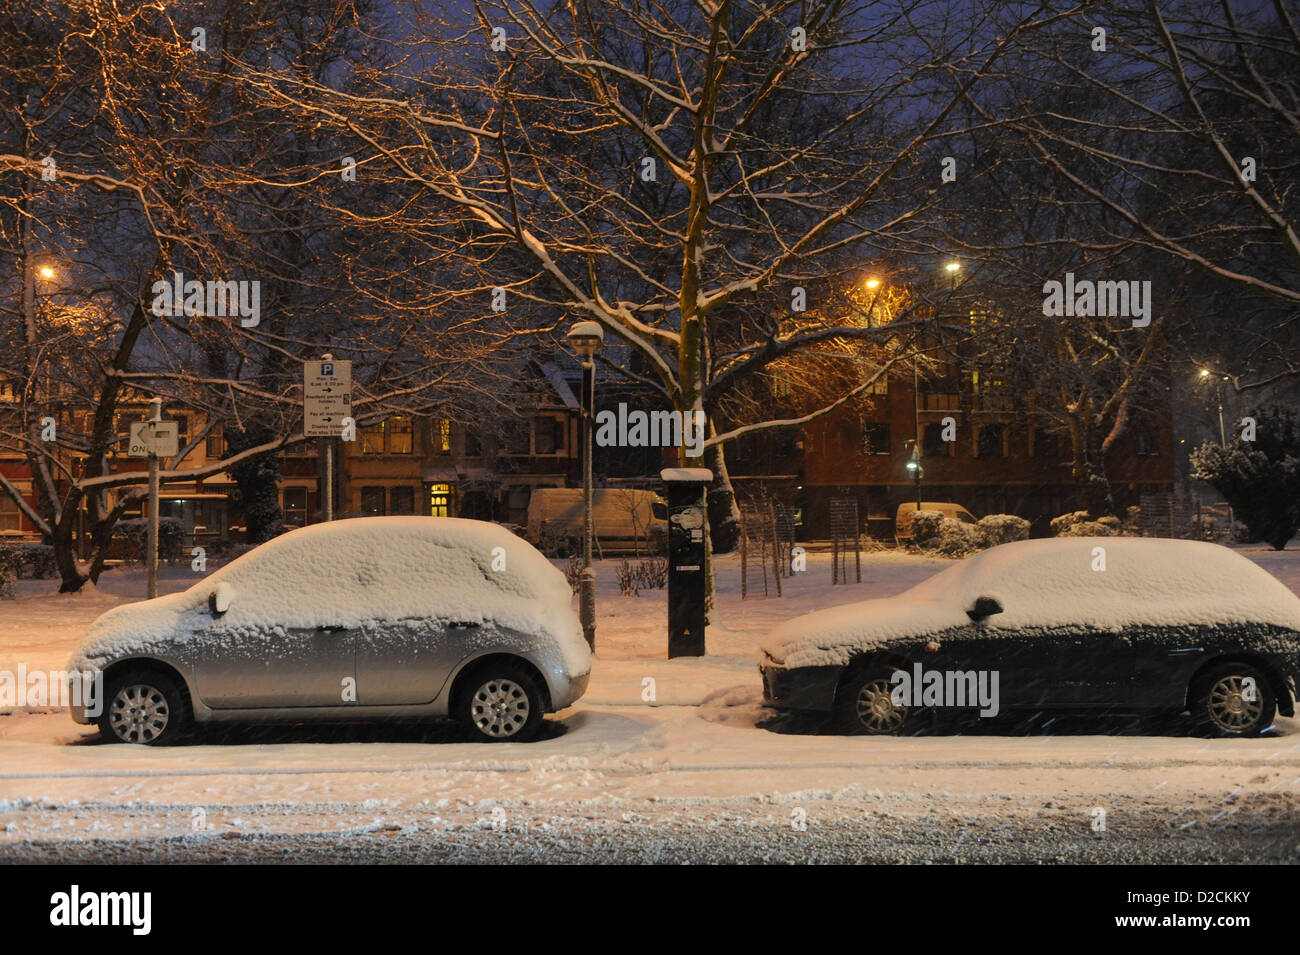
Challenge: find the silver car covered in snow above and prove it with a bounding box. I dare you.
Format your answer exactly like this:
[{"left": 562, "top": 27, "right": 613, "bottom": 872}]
[{"left": 69, "top": 517, "right": 590, "bottom": 744}]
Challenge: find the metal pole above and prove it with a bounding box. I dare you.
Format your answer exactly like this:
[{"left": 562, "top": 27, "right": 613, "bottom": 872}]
[
  {"left": 579, "top": 360, "right": 596, "bottom": 651},
  {"left": 146, "top": 397, "right": 161, "bottom": 600},
  {"left": 324, "top": 440, "right": 334, "bottom": 521},
  {"left": 913, "top": 361, "right": 922, "bottom": 511}
]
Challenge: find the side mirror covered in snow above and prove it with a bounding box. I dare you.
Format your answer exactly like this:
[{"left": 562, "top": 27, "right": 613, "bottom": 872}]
[
  {"left": 966, "top": 595, "right": 1003, "bottom": 622},
  {"left": 208, "top": 582, "right": 234, "bottom": 617}
]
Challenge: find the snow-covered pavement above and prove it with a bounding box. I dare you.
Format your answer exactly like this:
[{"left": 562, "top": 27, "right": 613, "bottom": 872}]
[{"left": 1, "top": 548, "right": 1298, "bottom": 862}]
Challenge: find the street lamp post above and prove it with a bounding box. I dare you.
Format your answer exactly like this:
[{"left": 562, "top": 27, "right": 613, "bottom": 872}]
[{"left": 566, "top": 321, "right": 605, "bottom": 652}]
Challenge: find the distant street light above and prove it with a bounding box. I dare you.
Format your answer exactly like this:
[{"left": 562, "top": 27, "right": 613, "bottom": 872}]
[
  {"left": 39, "top": 266, "right": 55, "bottom": 279},
  {"left": 945, "top": 261, "right": 961, "bottom": 272},
  {"left": 906, "top": 443, "right": 924, "bottom": 511},
  {"left": 864, "top": 277, "right": 881, "bottom": 289},
  {"left": 566, "top": 320, "right": 605, "bottom": 651}
]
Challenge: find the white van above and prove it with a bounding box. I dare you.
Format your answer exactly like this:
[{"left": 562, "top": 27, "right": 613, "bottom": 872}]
[{"left": 525, "top": 488, "right": 668, "bottom": 556}]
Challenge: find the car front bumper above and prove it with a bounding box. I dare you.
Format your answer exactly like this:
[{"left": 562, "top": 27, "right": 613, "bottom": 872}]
[
  {"left": 552, "top": 668, "right": 590, "bottom": 711},
  {"left": 760, "top": 663, "right": 842, "bottom": 713}
]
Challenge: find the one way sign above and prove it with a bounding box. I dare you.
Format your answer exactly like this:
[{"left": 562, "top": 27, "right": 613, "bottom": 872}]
[{"left": 304, "top": 360, "right": 352, "bottom": 437}]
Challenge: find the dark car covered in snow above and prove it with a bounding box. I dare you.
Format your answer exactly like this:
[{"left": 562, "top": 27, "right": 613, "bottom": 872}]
[{"left": 759, "top": 538, "right": 1300, "bottom": 737}]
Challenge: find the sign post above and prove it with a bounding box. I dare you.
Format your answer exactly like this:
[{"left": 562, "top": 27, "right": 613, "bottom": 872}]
[
  {"left": 304, "top": 356, "right": 352, "bottom": 521},
  {"left": 128, "top": 400, "right": 178, "bottom": 599},
  {"left": 661, "top": 468, "right": 712, "bottom": 658}
]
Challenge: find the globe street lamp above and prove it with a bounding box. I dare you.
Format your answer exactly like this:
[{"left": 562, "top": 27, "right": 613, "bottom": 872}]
[
  {"left": 906, "top": 442, "right": 924, "bottom": 511},
  {"left": 566, "top": 320, "right": 604, "bottom": 651}
]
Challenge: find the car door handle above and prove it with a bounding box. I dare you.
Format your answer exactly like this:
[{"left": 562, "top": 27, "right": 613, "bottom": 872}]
[
  {"left": 449, "top": 621, "right": 480, "bottom": 629},
  {"left": 317, "top": 625, "right": 348, "bottom": 633}
]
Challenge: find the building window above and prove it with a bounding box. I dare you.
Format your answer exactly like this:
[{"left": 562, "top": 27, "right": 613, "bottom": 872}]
[
  {"left": 865, "top": 373, "right": 888, "bottom": 395},
  {"left": 977, "top": 423, "right": 1007, "bottom": 458},
  {"left": 361, "top": 422, "right": 386, "bottom": 454},
  {"left": 434, "top": 418, "right": 452, "bottom": 455},
  {"left": 506, "top": 486, "right": 530, "bottom": 525},
  {"left": 389, "top": 416, "right": 413, "bottom": 455},
  {"left": 361, "top": 486, "right": 386, "bottom": 516},
  {"left": 465, "top": 430, "right": 482, "bottom": 457},
  {"left": 173, "top": 415, "right": 189, "bottom": 447},
  {"left": 505, "top": 422, "right": 530, "bottom": 455},
  {"left": 429, "top": 483, "right": 453, "bottom": 517},
  {"left": 1033, "top": 428, "right": 1060, "bottom": 459},
  {"left": 206, "top": 426, "right": 224, "bottom": 458},
  {"left": 283, "top": 487, "right": 307, "bottom": 527},
  {"left": 0, "top": 493, "right": 21, "bottom": 532},
  {"left": 861, "top": 422, "right": 890, "bottom": 455},
  {"left": 1135, "top": 429, "right": 1160, "bottom": 456},
  {"left": 533, "top": 416, "right": 562, "bottom": 454},
  {"left": 390, "top": 486, "right": 415, "bottom": 515},
  {"left": 922, "top": 422, "right": 951, "bottom": 458}
]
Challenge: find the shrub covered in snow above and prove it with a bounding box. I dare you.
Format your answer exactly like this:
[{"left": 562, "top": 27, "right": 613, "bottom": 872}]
[
  {"left": 933, "top": 517, "right": 979, "bottom": 556},
  {"left": 117, "top": 518, "right": 185, "bottom": 565},
  {"left": 0, "top": 542, "right": 56, "bottom": 579},
  {"left": 1050, "top": 511, "right": 1117, "bottom": 537},
  {"left": 1190, "top": 405, "right": 1300, "bottom": 550},
  {"left": 908, "top": 509, "right": 945, "bottom": 546},
  {"left": 975, "top": 514, "right": 1031, "bottom": 547},
  {"left": 1049, "top": 511, "right": 1092, "bottom": 536}
]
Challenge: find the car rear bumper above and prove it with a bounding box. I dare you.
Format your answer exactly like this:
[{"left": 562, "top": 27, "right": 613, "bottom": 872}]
[{"left": 760, "top": 664, "right": 842, "bottom": 713}]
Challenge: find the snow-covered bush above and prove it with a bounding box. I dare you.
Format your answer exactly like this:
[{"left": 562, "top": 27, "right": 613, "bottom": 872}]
[
  {"left": 1051, "top": 511, "right": 1116, "bottom": 537},
  {"left": 975, "top": 514, "right": 1031, "bottom": 547},
  {"left": 934, "top": 517, "right": 979, "bottom": 556},
  {"left": 116, "top": 518, "right": 185, "bottom": 565},
  {"left": 0, "top": 542, "right": 56, "bottom": 579},
  {"left": 0, "top": 548, "right": 17, "bottom": 599},
  {"left": 1049, "top": 511, "right": 1092, "bottom": 536},
  {"left": 909, "top": 509, "right": 945, "bottom": 546},
  {"left": 1190, "top": 405, "right": 1300, "bottom": 550}
]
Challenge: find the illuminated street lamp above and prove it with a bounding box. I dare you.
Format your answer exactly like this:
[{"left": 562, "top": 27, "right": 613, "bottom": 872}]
[
  {"left": 39, "top": 266, "right": 55, "bottom": 279},
  {"left": 864, "top": 277, "right": 881, "bottom": 290},
  {"left": 906, "top": 442, "right": 924, "bottom": 511},
  {"left": 566, "top": 320, "right": 605, "bottom": 651}
]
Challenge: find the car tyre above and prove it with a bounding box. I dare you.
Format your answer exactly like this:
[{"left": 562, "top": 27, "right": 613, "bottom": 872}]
[
  {"left": 457, "top": 665, "right": 545, "bottom": 743},
  {"left": 1190, "top": 662, "right": 1275, "bottom": 738},
  {"left": 833, "top": 665, "right": 920, "bottom": 736},
  {"left": 98, "top": 669, "right": 191, "bottom": 745}
]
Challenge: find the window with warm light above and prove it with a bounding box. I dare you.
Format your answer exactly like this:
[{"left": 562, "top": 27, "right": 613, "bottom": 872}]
[
  {"left": 429, "top": 483, "right": 453, "bottom": 517},
  {"left": 433, "top": 418, "right": 452, "bottom": 455}
]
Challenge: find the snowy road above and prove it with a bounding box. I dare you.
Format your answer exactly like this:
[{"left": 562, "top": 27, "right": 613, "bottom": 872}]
[
  {"left": 2, "top": 701, "right": 1297, "bottom": 863},
  {"left": 2, "top": 548, "right": 1298, "bottom": 862}
]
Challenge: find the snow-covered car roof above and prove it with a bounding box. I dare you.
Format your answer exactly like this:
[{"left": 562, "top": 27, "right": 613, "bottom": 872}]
[
  {"left": 762, "top": 537, "right": 1300, "bottom": 669},
  {"left": 73, "top": 517, "right": 577, "bottom": 664}
]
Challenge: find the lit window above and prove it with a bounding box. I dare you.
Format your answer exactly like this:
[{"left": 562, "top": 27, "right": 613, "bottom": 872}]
[
  {"left": 434, "top": 419, "right": 452, "bottom": 455},
  {"left": 389, "top": 416, "right": 413, "bottom": 455},
  {"left": 361, "top": 422, "right": 386, "bottom": 454}
]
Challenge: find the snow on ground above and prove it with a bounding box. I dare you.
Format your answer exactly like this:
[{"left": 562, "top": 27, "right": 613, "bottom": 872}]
[{"left": 1, "top": 543, "right": 1298, "bottom": 862}]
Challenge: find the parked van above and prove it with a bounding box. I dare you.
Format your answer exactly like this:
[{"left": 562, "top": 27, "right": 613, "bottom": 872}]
[
  {"left": 894, "top": 501, "right": 977, "bottom": 545},
  {"left": 526, "top": 488, "right": 668, "bottom": 556}
]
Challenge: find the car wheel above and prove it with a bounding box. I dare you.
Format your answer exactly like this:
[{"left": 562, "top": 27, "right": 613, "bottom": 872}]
[
  {"left": 457, "top": 666, "right": 545, "bottom": 743},
  {"left": 1191, "top": 662, "right": 1275, "bottom": 738},
  {"left": 98, "top": 670, "right": 190, "bottom": 745},
  {"left": 833, "top": 666, "right": 911, "bottom": 736}
]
